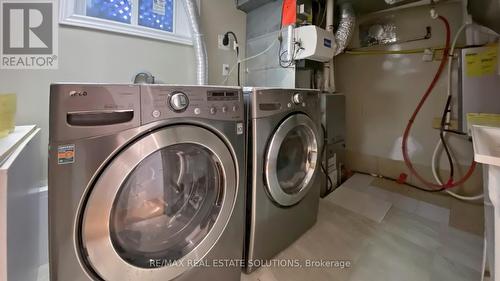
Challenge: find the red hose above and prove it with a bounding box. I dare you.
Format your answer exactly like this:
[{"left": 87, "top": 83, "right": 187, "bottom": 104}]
[{"left": 400, "top": 15, "right": 477, "bottom": 190}]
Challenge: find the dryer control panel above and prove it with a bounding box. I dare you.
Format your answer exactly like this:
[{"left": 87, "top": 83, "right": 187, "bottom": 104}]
[
  {"left": 246, "top": 88, "right": 320, "bottom": 119},
  {"left": 141, "top": 85, "right": 244, "bottom": 124}
]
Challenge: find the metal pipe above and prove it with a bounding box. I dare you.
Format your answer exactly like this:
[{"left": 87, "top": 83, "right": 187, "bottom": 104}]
[
  {"left": 286, "top": 25, "right": 295, "bottom": 62},
  {"left": 182, "top": 0, "right": 208, "bottom": 85},
  {"left": 323, "top": 0, "right": 334, "bottom": 92},
  {"left": 334, "top": 3, "right": 356, "bottom": 56}
]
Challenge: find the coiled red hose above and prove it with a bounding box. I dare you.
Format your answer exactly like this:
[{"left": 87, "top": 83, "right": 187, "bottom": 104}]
[{"left": 400, "top": 15, "right": 477, "bottom": 190}]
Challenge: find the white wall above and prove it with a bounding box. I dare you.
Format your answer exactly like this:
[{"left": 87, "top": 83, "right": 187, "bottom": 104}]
[
  {"left": 336, "top": 1, "right": 482, "bottom": 193},
  {"left": 0, "top": 0, "right": 246, "bottom": 182},
  {"left": 201, "top": 0, "right": 247, "bottom": 86},
  {"left": 335, "top": 1, "right": 486, "bottom": 235}
]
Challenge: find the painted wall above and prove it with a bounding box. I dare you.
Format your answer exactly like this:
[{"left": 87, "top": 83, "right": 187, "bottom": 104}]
[
  {"left": 201, "top": 0, "right": 247, "bottom": 86},
  {"left": 0, "top": 0, "right": 245, "bottom": 182},
  {"left": 335, "top": 1, "right": 483, "bottom": 234}
]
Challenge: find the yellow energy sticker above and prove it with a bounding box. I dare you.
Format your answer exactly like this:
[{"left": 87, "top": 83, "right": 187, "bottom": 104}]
[
  {"left": 466, "top": 45, "right": 498, "bottom": 77},
  {"left": 58, "top": 144, "right": 75, "bottom": 165}
]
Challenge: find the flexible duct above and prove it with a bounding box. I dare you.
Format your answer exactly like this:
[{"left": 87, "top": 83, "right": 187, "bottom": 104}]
[
  {"left": 182, "top": 0, "right": 208, "bottom": 85},
  {"left": 334, "top": 3, "right": 356, "bottom": 56}
]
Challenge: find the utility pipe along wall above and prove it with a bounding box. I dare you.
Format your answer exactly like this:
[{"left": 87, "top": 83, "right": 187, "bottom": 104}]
[{"left": 183, "top": 0, "right": 208, "bottom": 85}]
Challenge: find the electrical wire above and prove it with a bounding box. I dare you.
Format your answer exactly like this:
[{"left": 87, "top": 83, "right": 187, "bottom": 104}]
[
  {"left": 320, "top": 123, "right": 334, "bottom": 197},
  {"left": 221, "top": 39, "right": 278, "bottom": 85},
  {"left": 345, "top": 45, "right": 466, "bottom": 55},
  {"left": 400, "top": 14, "right": 478, "bottom": 190},
  {"left": 439, "top": 95, "right": 455, "bottom": 180},
  {"left": 431, "top": 22, "right": 484, "bottom": 201},
  {"left": 223, "top": 31, "right": 241, "bottom": 86},
  {"left": 352, "top": 171, "right": 445, "bottom": 193},
  {"left": 317, "top": 1, "right": 327, "bottom": 27}
]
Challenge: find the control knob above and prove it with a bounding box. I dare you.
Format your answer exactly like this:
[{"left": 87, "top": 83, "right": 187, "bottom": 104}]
[
  {"left": 169, "top": 92, "right": 189, "bottom": 112},
  {"left": 292, "top": 93, "right": 303, "bottom": 105}
]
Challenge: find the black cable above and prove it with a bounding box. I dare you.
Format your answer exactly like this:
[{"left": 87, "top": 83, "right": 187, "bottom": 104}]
[
  {"left": 318, "top": 1, "right": 327, "bottom": 27},
  {"left": 352, "top": 171, "right": 446, "bottom": 193},
  {"left": 444, "top": 129, "right": 468, "bottom": 136},
  {"left": 439, "top": 95, "right": 455, "bottom": 180},
  {"left": 320, "top": 124, "right": 335, "bottom": 196},
  {"left": 223, "top": 31, "right": 240, "bottom": 86}
]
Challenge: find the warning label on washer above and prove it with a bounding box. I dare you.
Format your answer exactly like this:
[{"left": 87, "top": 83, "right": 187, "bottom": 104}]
[{"left": 58, "top": 144, "right": 75, "bottom": 165}]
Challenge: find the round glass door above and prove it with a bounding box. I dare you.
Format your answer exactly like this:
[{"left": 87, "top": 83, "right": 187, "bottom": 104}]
[
  {"left": 80, "top": 126, "right": 237, "bottom": 281},
  {"left": 110, "top": 144, "right": 222, "bottom": 268},
  {"left": 265, "top": 114, "right": 319, "bottom": 206}
]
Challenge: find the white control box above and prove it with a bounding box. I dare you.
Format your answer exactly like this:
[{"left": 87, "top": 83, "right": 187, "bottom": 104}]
[{"left": 294, "top": 25, "right": 336, "bottom": 62}]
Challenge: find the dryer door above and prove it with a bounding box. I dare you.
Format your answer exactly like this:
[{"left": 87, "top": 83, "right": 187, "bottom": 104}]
[
  {"left": 80, "top": 125, "right": 237, "bottom": 280},
  {"left": 265, "top": 114, "right": 320, "bottom": 206}
]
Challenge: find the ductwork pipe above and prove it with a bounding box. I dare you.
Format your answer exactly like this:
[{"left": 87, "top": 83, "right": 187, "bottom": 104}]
[
  {"left": 182, "top": 0, "right": 208, "bottom": 85},
  {"left": 323, "top": 2, "right": 355, "bottom": 92},
  {"left": 334, "top": 3, "right": 356, "bottom": 56}
]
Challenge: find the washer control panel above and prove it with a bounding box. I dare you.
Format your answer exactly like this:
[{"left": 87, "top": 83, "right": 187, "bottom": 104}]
[{"left": 141, "top": 85, "right": 243, "bottom": 124}]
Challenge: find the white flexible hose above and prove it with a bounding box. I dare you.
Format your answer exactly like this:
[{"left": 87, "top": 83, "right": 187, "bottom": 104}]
[
  {"left": 431, "top": 23, "right": 484, "bottom": 201},
  {"left": 222, "top": 39, "right": 278, "bottom": 85}
]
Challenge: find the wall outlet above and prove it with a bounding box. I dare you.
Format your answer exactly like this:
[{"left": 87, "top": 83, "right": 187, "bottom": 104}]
[
  {"left": 222, "top": 64, "right": 230, "bottom": 76},
  {"left": 218, "top": 34, "right": 230, "bottom": 51}
]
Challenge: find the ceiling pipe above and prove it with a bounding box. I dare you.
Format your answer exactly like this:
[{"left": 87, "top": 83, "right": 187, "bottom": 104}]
[{"left": 182, "top": 0, "right": 208, "bottom": 85}]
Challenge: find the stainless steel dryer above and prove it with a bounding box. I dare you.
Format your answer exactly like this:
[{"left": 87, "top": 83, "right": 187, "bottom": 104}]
[
  {"left": 244, "top": 88, "right": 321, "bottom": 273},
  {"left": 48, "top": 84, "right": 246, "bottom": 281}
]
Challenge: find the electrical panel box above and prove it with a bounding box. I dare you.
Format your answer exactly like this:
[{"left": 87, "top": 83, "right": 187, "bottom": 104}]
[{"left": 294, "top": 25, "right": 336, "bottom": 62}]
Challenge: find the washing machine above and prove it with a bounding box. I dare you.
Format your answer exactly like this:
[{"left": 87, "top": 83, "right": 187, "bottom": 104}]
[
  {"left": 244, "top": 88, "right": 321, "bottom": 273},
  {"left": 48, "top": 84, "right": 246, "bottom": 281}
]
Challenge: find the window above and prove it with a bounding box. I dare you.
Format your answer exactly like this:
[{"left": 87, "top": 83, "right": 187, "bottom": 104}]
[{"left": 60, "top": 0, "right": 193, "bottom": 45}]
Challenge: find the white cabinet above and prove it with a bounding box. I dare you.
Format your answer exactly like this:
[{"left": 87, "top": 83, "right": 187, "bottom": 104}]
[{"left": 0, "top": 126, "right": 43, "bottom": 281}]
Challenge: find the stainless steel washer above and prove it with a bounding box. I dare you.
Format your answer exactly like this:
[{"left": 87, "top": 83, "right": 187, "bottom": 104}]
[
  {"left": 49, "top": 84, "right": 246, "bottom": 281},
  {"left": 244, "top": 88, "right": 321, "bottom": 273}
]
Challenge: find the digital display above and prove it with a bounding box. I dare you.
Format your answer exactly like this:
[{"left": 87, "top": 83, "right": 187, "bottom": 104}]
[{"left": 207, "top": 91, "right": 239, "bottom": 101}]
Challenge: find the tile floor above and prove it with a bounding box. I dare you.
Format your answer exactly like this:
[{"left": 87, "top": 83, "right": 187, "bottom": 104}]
[
  {"left": 242, "top": 175, "right": 484, "bottom": 281},
  {"left": 38, "top": 175, "right": 484, "bottom": 281}
]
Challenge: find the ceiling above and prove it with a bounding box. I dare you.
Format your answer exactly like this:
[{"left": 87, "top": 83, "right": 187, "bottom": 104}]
[{"left": 468, "top": 0, "right": 500, "bottom": 34}]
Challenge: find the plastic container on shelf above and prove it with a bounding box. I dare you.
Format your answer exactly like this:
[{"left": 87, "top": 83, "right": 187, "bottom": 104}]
[{"left": 0, "top": 94, "right": 16, "bottom": 138}]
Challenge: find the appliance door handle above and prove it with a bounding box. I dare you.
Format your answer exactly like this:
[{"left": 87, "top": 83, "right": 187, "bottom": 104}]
[{"left": 66, "top": 110, "right": 134, "bottom": 126}]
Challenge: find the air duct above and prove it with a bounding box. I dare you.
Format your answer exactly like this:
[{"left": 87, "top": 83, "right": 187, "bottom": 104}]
[
  {"left": 182, "top": 0, "right": 208, "bottom": 85},
  {"left": 323, "top": 2, "right": 356, "bottom": 92},
  {"left": 334, "top": 3, "right": 356, "bottom": 56}
]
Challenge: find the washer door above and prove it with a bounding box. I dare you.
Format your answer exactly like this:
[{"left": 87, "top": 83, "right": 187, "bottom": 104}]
[
  {"left": 265, "top": 114, "right": 320, "bottom": 207},
  {"left": 80, "top": 125, "right": 237, "bottom": 280}
]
